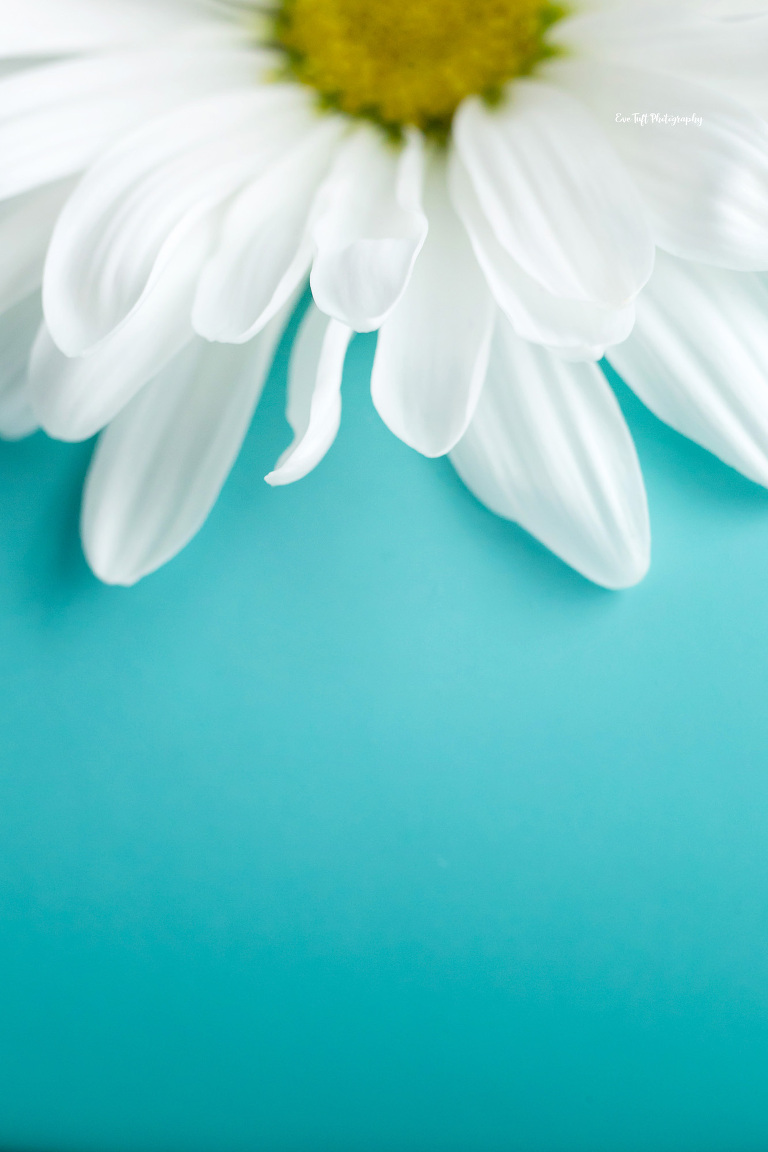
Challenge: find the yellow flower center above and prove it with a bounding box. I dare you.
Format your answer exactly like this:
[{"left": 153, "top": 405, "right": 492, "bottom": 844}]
[{"left": 273, "top": 0, "right": 566, "bottom": 138}]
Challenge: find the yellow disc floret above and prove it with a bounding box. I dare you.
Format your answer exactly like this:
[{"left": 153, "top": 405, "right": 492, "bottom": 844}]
[{"left": 274, "top": 0, "right": 566, "bottom": 138}]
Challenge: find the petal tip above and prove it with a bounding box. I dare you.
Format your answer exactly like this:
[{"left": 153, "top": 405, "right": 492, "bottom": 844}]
[
  {"left": 592, "top": 538, "right": 651, "bottom": 591},
  {"left": 82, "top": 543, "right": 143, "bottom": 588}
]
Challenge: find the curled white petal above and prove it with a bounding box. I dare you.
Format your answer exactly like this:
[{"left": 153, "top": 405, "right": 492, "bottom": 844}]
[
  {"left": 310, "top": 126, "right": 428, "bottom": 332},
  {"left": 266, "top": 303, "right": 353, "bottom": 487}
]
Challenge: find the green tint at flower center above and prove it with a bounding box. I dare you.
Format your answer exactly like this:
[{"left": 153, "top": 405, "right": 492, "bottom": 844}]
[{"left": 274, "top": 0, "right": 566, "bottom": 137}]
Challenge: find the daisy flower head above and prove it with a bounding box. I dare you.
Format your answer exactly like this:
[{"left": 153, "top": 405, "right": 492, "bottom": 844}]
[{"left": 1, "top": 0, "right": 767, "bottom": 587}]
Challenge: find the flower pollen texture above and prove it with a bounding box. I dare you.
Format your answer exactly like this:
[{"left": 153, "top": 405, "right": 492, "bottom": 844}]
[{"left": 275, "top": 0, "right": 566, "bottom": 137}]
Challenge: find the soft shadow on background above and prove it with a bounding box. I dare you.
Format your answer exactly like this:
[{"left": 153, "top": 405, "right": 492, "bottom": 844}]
[{"left": 1, "top": 320, "right": 768, "bottom": 1152}]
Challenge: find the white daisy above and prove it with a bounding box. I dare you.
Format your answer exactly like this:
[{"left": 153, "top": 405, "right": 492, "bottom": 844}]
[{"left": 1, "top": 0, "right": 767, "bottom": 587}]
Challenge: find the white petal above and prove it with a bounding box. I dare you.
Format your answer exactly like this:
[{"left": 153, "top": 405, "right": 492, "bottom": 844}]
[
  {"left": 43, "top": 85, "right": 314, "bottom": 356},
  {"left": 29, "top": 221, "right": 212, "bottom": 441},
  {"left": 608, "top": 253, "right": 768, "bottom": 486},
  {"left": 0, "top": 48, "right": 262, "bottom": 201},
  {"left": 0, "top": 0, "right": 206, "bottom": 57},
  {"left": 554, "top": 3, "right": 768, "bottom": 112},
  {"left": 371, "top": 157, "right": 494, "bottom": 457},
  {"left": 450, "top": 313, "right": 650, "bottom": 589},
  {"left": 449, "top": 151, "right": 636, "bottom": 359},
  {"left": 704, "top": 3, "right": 768, "bottom": 14},
  {"left": 310, "top": 126, "right": 428, "bottom": 332},
  {"left": 192, "top": 119, "right": 344, "bottom": 344},
  {"left": 266, "top": 304, "right": 352, "bottom": 486},
  {"left": 553, "top": 1, "right": 715, "bottom": 60},
  {"left": 0, "top": 294, "right": 40, "bottom": 440},
  {"left": 0, "top": 180, "right": 74, "bottom": 313},
  {"left": 453, "top": 81, "right": 654, "bottom": 308},
  {"left": 549, "top": 59, "right": 768, "bottom": 271},
  {"left": 81, "top": 311, "right": 288, "bottom": 586}
]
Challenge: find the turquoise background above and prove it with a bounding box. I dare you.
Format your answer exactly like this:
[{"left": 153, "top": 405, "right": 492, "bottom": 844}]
[{"left": 1, "top": 312, "right": 768, "bottom": 1152}]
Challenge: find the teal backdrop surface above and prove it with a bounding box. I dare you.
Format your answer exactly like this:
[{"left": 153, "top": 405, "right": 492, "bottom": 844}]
[{"left": 1, "top": 314, "right": 768, "bottom": 1152}]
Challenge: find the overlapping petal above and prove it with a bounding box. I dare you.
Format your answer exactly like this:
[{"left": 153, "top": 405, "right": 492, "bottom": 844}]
[
  {"left": 81, "top": 311, "right": 288, "bottom": 586},
  {"left": 43, "top": 85, "right": 315, "bottom": 356},
  {"left": 372, "top": 157, "right": 494, "bottom": 458},
  {"left": 451, "top": 313, "right": 650, "bottom": 589},
  {"left": 30, "top": 221, "right": 212, "bottom": 441},
  {"left": 193, "top": 119, "right": 345, "bottom": 344},
  {"left": 0, "top": 48, "right": 264, "bottom": 201},
  {"left": 0, "top": 181, "right": 74, "bottom": 313},
  {"left": 453, "top": 80, "right": 654, "bottom": 307},
  {"left": 449, "top": 152, "right": 637, "bottom": 359},
  {"left": 551, "top": 59, "right": 768, "bottom": 271},
  {"left": 310, "top": 126, "right": 428, "bottom": 332},
  {"left": 553, "top": 3, "right": 768, "bottom": 115},
  {"left": 0, "top": 0, "right": 206, "bottom": 58},
  {"left": 608, "top": 254, "right": 768, "bottom": 486}
]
